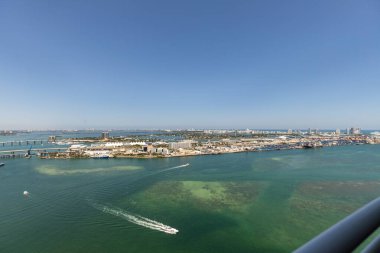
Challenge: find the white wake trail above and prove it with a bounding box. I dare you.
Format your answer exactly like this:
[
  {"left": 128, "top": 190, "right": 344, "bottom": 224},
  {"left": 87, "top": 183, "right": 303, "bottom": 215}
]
[
  {"left": 92, "top": 203, "right": 179, "bottom": 234},
  {"left": 159, "top": 163, "right": 190, "bottom": 173},
  {"left": 89, "top": 163, "right": 189, "bottom": 234}
]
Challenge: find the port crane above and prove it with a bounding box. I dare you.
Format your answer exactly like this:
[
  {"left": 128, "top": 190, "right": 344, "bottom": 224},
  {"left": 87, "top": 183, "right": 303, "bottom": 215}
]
[{"left": 25, "top": 145, "right": 32, "bottom": 158}]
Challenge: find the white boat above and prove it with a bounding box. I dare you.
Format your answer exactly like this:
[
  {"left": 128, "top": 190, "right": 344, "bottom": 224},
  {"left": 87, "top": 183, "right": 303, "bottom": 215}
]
[
  {"left": 0, "top": 163, "right": 4, "bottom": 167},
  {"left": 91, "top": 154, "right": 110, "bottom": 159}
]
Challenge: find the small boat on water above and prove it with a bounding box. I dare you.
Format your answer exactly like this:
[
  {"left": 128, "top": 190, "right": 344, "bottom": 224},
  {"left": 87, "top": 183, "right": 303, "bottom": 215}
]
[
  {"left": 303, "top": 142, "right": 323, "bottom": 149},
  {"left": 0, "top": 163, "right": 4, "bottom": 167},
  {"left": 92, "top": 154, "right": 110, "bottom": 159}
]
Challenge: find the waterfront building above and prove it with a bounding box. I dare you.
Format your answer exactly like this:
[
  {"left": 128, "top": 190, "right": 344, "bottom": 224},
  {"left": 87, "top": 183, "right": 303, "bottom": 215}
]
[
  {"left": 148, "top": 147, "right": 169, "bottom": 155},
  {"left": 126, "top": 141, "right": 147, "bottom": 146},
  {"left": 68, "top": 144, "right": 87, "bottom": 152},
  {"left": 169, "top": 141, "right": 193, "bottom": 150},
  {"left": 104, "top": 142, "right": 123, "bottom": 147},
  {"left": 288, "top": 129, "right": 293, "bottom": 134},
  {"left": 84, "top": 150, "right": 111, "bottom": 158},
  {"left": 336, "top": 129, "right": 340, "bottom": 135}
]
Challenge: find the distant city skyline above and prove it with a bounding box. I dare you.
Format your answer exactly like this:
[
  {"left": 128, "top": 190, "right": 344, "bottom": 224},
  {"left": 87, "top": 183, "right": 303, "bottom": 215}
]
[
  {"left": 1, "top": 0, "right": 380, "bottom": 130},
  {"left": 0, "top": 127, "right": 378, "bottom": 130}
]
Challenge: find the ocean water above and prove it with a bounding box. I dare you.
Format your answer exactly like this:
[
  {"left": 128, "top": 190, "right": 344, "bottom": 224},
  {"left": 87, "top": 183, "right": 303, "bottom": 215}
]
[{"left": 1, "top": 143, "right": 380, "bottom": 252}]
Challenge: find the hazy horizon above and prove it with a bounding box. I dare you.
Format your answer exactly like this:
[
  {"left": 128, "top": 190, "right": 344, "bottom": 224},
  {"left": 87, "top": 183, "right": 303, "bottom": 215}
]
[{"left": 0, "top": 127, "right": 376, "bottom": 131}]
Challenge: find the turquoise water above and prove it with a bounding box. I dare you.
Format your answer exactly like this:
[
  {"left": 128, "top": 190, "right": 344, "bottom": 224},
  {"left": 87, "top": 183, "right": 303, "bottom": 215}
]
[{"left": 1, "top": 145, "right": 380, "bottom": 252}]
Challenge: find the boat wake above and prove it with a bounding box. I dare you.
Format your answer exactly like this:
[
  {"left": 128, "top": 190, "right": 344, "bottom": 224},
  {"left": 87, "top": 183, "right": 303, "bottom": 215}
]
[
  {"left": 159, "top": 163, "right": 190, "bottom": 173},
  {"left": 91, "top": 203, "right": 179, "bottom": 234}
]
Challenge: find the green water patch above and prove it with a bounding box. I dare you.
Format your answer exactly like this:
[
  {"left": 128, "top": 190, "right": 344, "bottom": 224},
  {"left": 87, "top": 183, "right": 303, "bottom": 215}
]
[
  {"left": 122, "top": 180, "right": 266, "bottom": 213},
  {"left": 251, "top": 155, "right": 313, "bottom": 174},
  {"left": 130, "top": 179, "right": 380, "bottom": 252},
  {"left": 184, "top": 181, "right": 269, "bottom": 212},
  {"left": 118, "top": 180, "right": 316, "bottom": 252},
  {"left": 35, "top": 165, "right": 143, "bottom": 175},
  {"left": 114, "top": 180, "right": 269, "bottom": 252},
  {"left": 290, "top": 181, "right": 380, "bottom": 218}
]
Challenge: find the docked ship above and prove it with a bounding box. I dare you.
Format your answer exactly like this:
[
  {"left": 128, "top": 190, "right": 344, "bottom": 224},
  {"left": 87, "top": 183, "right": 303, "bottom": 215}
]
[
  {"left": 91, "top": 154, "right": 110, "bottom": 159},
  {"left": 303, "top": 142, "right": 323, "bottom": 149}
]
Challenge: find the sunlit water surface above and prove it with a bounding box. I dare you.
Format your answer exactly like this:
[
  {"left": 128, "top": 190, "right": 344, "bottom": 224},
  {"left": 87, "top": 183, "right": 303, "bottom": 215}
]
[{"left": 1, "top": 145, "right": 380, "bottom": 252}]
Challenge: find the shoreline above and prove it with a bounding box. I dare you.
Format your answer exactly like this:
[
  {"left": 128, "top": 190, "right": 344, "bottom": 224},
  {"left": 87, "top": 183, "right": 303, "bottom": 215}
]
[
  {"left": 1, "top": 132, "right": 379, "bottom": 160},
  {"left": 36, "top": 143, "right": 378, "bottom": 160}
]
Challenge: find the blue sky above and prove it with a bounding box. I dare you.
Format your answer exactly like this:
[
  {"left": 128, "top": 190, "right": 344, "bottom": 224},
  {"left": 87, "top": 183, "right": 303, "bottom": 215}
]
[{"left": 1, "top": 0, "right": 379, "bottom": 129}]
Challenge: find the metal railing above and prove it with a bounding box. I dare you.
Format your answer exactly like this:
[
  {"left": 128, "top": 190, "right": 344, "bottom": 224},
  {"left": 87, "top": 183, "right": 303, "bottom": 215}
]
[{"left": 294, "top": 197, "right": 380, "bottom": 253}]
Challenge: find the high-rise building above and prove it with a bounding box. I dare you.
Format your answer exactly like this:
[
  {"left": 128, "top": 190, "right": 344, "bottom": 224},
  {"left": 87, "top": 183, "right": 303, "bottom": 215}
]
[
  {"left": 335, "top": 129, "right": 340, "bottom": 135},
  {"left": 101, "top": 132, "right": 110, "bottom": 139},
  {"left": 349, "top": 128, "right": 361, "bottom": 135}
]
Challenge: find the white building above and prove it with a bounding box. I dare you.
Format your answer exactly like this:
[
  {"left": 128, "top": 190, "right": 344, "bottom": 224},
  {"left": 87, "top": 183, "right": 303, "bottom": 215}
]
[
  {"left": 84, "top": 150, "right": 111, "bottom": 157},
  {"left": 169, "top": 141, "right": 192, "bottom": 150},
  {"left": 148, "top": 147, "right": 170, "bottom": 155},
  {"left": 125, "top": 142, "right": 147, "bottom": 146},
  {"left": 104, "top": 142, "right": 124, "bottom": 147},
  {"left": 69, "top": 144, "right": 87, "bottom": 151}
]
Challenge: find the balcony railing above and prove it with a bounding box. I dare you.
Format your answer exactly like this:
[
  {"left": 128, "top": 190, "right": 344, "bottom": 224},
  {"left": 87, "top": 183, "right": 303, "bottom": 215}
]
[{"left": 294, "top": 197, "right": 380, "bottom": 253}]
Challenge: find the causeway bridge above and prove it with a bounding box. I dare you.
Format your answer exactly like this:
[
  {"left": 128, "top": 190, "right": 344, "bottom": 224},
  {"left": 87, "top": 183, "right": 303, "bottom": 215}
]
[
  {"left": 0, "top": 148, "right": 68, "bottom": 159},
  {"left": 0, "top": 140, "right": 49, "bottom": 147}
]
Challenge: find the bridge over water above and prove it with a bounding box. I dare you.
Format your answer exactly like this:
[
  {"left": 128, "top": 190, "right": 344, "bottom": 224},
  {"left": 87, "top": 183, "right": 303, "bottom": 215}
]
[
  {"left": 0, "top": 140, "right": 49, "bottom": 147},
  {"left": 0, "top": 148, "right": 68, "bottom": 159}
]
